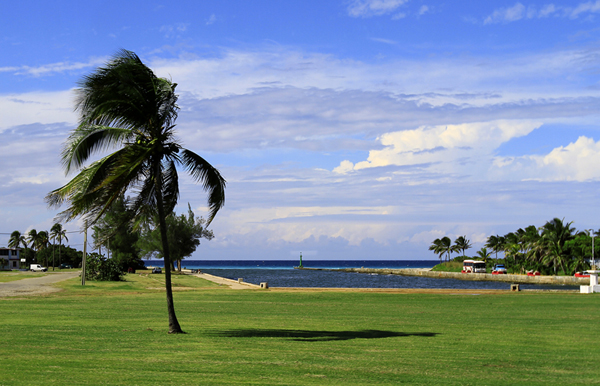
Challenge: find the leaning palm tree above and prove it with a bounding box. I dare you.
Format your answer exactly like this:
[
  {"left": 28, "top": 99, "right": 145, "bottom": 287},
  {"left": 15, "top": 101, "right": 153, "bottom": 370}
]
[
  {"left": 45, "top": 50, "right": 226, "bottom": 334},
  {"left": 50, "top": 223, "right": 68, "bottom": 270},
  {"left": 429, "top": 238, "right": 445, "bottom": 263}
]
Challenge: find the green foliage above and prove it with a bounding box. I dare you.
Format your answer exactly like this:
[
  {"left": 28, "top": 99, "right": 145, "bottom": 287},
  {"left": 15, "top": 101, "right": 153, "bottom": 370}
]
[
  {"left": 453, "top": 235, "right": 472, "bottom": 256},
  {"left": 433, "top": 218, "right": 598, "bottom": 276},
  {"left": 36, "top": 245, "right": 82, "bottom": 268},
  {"left": 138, "top": 204, "right": 214, "bottom": 270},
  {"left": 85, "top": 253, "right": 124, "bottom": 281},
  {"left": 431, "top": 261, "right": 464, "bottom": 272},
  {"left": 428, "top": 236, "right": 453, "bottom": 262},
  {"left": 92, "top": 196, "right": 145, "bottom": 271}
]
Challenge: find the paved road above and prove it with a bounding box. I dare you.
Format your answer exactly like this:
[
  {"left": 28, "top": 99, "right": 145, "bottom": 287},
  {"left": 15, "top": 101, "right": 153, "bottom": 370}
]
[{"left": 0, "top": 272, "right": 80, "bottom": 297}]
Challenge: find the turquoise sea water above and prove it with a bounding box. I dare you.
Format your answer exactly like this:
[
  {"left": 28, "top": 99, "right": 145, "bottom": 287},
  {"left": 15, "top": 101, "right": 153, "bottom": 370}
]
[{"left": 149, "top": 260, "right": 577, "bottom": 291}]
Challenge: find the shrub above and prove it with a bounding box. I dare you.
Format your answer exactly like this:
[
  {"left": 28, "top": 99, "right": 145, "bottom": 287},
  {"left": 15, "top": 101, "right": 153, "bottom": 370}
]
[{"left": 85, "top": 253, "right": 124, "bottom": 281}]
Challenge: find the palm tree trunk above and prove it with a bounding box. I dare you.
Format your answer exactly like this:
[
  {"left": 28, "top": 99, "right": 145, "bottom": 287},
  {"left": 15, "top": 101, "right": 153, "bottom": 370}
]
[{"left": 154, "top": 163, "right": 184, "bottom": 334}]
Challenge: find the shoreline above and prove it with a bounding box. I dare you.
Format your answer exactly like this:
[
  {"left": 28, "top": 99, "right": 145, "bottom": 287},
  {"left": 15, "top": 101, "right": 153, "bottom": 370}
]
[{"left": 295, "top": 266, "right": 588, "bottom": 286}]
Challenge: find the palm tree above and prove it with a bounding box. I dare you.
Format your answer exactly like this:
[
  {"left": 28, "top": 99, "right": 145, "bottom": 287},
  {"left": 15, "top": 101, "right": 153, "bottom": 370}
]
[
  {"left": 429, "top": 238, "right": 445, "bottom": 263},
  {"left": 437, "top": 236, "right": 453, "bottom": 262},
  {"left": 539, "top": 218, "right": 575, "bottom": 275},
  {"left": 38, "top": 231, "right": 50, "bottom": 267},
  {"left": 485, "top": 235, "right": 505, "bottom": 261},
  {"left": 476, "top": 247, "right": 491, "bottom": 263},
  {"left": 454, "top": 235, "right": 472, "bottom": 257},
  {"left": 50, "top": 223, "right": 68, "bottom": 270},
  {"left": 45, "top": 50, "right": 226, "bottom": 334},
  {"left": 8, "top": 230, "right": 27, "bottom": 249}
]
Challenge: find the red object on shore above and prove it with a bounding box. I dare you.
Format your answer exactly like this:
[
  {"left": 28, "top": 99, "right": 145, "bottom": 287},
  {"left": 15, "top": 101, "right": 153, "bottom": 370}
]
[{"left": 575, "top": 272, "right": 590, "bottom": 278}]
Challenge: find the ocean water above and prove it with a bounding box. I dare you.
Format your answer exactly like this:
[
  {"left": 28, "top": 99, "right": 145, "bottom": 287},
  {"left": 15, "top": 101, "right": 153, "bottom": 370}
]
[{"left": 147, "top": 260, "right": 578, "bottom": 291}]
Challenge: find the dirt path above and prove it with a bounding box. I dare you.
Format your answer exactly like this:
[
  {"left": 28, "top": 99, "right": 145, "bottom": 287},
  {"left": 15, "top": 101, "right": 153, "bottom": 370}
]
[{"left": 0, "top": 272, "right": 80, "bottom": 297}]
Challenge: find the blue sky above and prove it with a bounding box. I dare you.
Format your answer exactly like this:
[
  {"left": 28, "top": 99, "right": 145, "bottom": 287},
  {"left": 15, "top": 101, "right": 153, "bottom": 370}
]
[{"left": 2, "top": 0, "right": 600, "bottom": 260}]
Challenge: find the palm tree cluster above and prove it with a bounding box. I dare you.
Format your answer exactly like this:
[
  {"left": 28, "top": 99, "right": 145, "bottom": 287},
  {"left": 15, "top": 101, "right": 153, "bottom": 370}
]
[
  {"left": 428, "top": 235, "right": 472, "bottom": 263},
  {"left": 484, "top": 218, "right": 595, "bottom": 275},
  {"left": 7, "top": 225, "right": 68, "bottom": 269},
  {"left": 429, "top": 218, "right": 595, "bottom": 275}
]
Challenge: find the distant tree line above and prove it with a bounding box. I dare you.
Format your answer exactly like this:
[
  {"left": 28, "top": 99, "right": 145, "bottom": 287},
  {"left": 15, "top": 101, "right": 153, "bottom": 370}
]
[
  {"left": 429, "top": 218, "right": 598, "bottom": 275},
  {"left": 6, "top": 223, "right": 72, "bottom": 269}
]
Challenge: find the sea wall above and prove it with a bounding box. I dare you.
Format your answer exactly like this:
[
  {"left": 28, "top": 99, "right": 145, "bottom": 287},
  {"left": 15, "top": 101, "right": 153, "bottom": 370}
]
[{"left": 296, "top": 267, "right": 589, "bottom": 286}]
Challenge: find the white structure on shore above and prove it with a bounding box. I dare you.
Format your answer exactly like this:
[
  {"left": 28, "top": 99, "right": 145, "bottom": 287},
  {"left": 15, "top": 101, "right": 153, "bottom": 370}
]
[{"left": 580, "top": 270, "right": 600, "bottom": 293}]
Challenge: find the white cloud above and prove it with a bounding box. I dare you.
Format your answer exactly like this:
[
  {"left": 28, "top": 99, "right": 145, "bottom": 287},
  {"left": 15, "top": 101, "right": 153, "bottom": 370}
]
[
  {"left": 493, "top": 136, "right": 600, "bottom": 181},
  {"left": 0, "top": 58, "right": 105, "bottom": 77},
  {"left": 206, "top": 14, "right": 216, "bottom": 25},
  {"left": 571, "top": 0, "right": 600, "bottom": 18},
  {"left": 484, "top": 1, "right": 600, "bottom": 24},
  {"left": 539, "top": 4, "right": 558, "bottom": 17},
  {"left": 418, "top": 5, "right": 429, "bottom": 16},
  {"left": 0, "top": 91, "right": 77, "bottom": 132},
  {"left": 484, "top": 3, "right": 527, "bottom": 24},
  {"left": 347, "top": 0, "right": 409, "bottom": 17},
  {"left": 335, "top": 120, "right": 542, "bottom": 177}
]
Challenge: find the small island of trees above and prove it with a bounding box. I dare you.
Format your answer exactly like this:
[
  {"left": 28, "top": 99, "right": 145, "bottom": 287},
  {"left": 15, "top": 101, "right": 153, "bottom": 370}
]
[{"left": 429, "top": 218, "right": 597, "bottom": 275}]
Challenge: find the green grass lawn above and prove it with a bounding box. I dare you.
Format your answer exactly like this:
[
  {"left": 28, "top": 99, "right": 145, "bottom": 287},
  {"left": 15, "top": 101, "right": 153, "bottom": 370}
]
[{"left": 0, "top": 274, "right": 598, "bottom": 385}]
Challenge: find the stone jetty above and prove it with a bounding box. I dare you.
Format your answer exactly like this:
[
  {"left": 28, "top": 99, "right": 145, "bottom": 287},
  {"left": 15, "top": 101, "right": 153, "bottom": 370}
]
[{"left": 295, "top": 267, "right": 588, "bottom": 286}]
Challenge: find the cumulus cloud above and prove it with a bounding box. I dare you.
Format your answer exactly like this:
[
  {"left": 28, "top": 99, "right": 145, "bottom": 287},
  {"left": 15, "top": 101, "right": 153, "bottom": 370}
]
[
  {"left": 493, "top": 136, "right": 600, "bottom": 181},
  {"left": 334, "top": 120, "right": 543, "bottom": 177}
]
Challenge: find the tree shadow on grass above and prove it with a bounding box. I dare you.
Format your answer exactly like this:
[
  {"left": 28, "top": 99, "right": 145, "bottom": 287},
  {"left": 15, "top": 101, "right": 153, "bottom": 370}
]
[{"left": 210, "top": 329, "right": 439, "bottom": 342}]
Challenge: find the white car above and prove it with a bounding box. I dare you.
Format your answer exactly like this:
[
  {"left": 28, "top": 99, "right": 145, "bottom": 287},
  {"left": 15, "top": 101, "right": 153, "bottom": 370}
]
[
  {"left": 30, "top": 264, "right": 47, "bottom": 272},
  {"left": 492, "top": 264, "right": 507, "bottom": 274}
]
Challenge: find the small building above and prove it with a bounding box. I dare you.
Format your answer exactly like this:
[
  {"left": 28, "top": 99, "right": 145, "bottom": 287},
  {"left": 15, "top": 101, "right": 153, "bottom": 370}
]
[{"left": 0, "top": 247, "right": 21, "bottom": 270}]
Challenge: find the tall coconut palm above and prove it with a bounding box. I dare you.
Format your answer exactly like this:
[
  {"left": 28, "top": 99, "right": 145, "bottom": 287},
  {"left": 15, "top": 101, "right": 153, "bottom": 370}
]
[
  {"left": 45, "top": 50, "right": 226, "bottom": 334},
  {"left": 50, "top": 223, "right": 68, "bottom": 271},
  {"left": 8, "top": 231, "right": 27, "bottom": 249}
]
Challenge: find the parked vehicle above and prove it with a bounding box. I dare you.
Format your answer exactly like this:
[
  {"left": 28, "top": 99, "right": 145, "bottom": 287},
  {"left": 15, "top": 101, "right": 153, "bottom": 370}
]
[
  {"left": 60, "top": 263, "right": 73, "bottom": 269},
  {"left": 30, "top": 264, "right": 47, "bottom": 272},
  {"left": 152, "top": 267, "right": 162, "bottom": 274},
  {"left": 575, "top": 271, "right": 590, "bottom": 278},
  {"left": 462, "top": 260, "right": 486, "bottom": 273},
  {"left": 527, "top": 270, "right": 541, "bottom": 276},
  {"left": 492, "top": 264, "right": 507, "bottom": 274}
]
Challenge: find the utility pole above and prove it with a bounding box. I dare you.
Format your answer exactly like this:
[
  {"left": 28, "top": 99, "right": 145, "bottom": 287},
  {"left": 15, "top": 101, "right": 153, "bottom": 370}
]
[{"left": 82, "top": 221, "right": 87, "bottom": 286}]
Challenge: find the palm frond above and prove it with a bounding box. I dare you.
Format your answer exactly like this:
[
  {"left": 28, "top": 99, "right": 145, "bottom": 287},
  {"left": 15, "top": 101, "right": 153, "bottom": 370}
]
[
  {"left": 62, "top": 125, "right": 133, "bottom": 174},
  {"left": 180, "top": 149, "right": 226, "bottom": 224}
]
